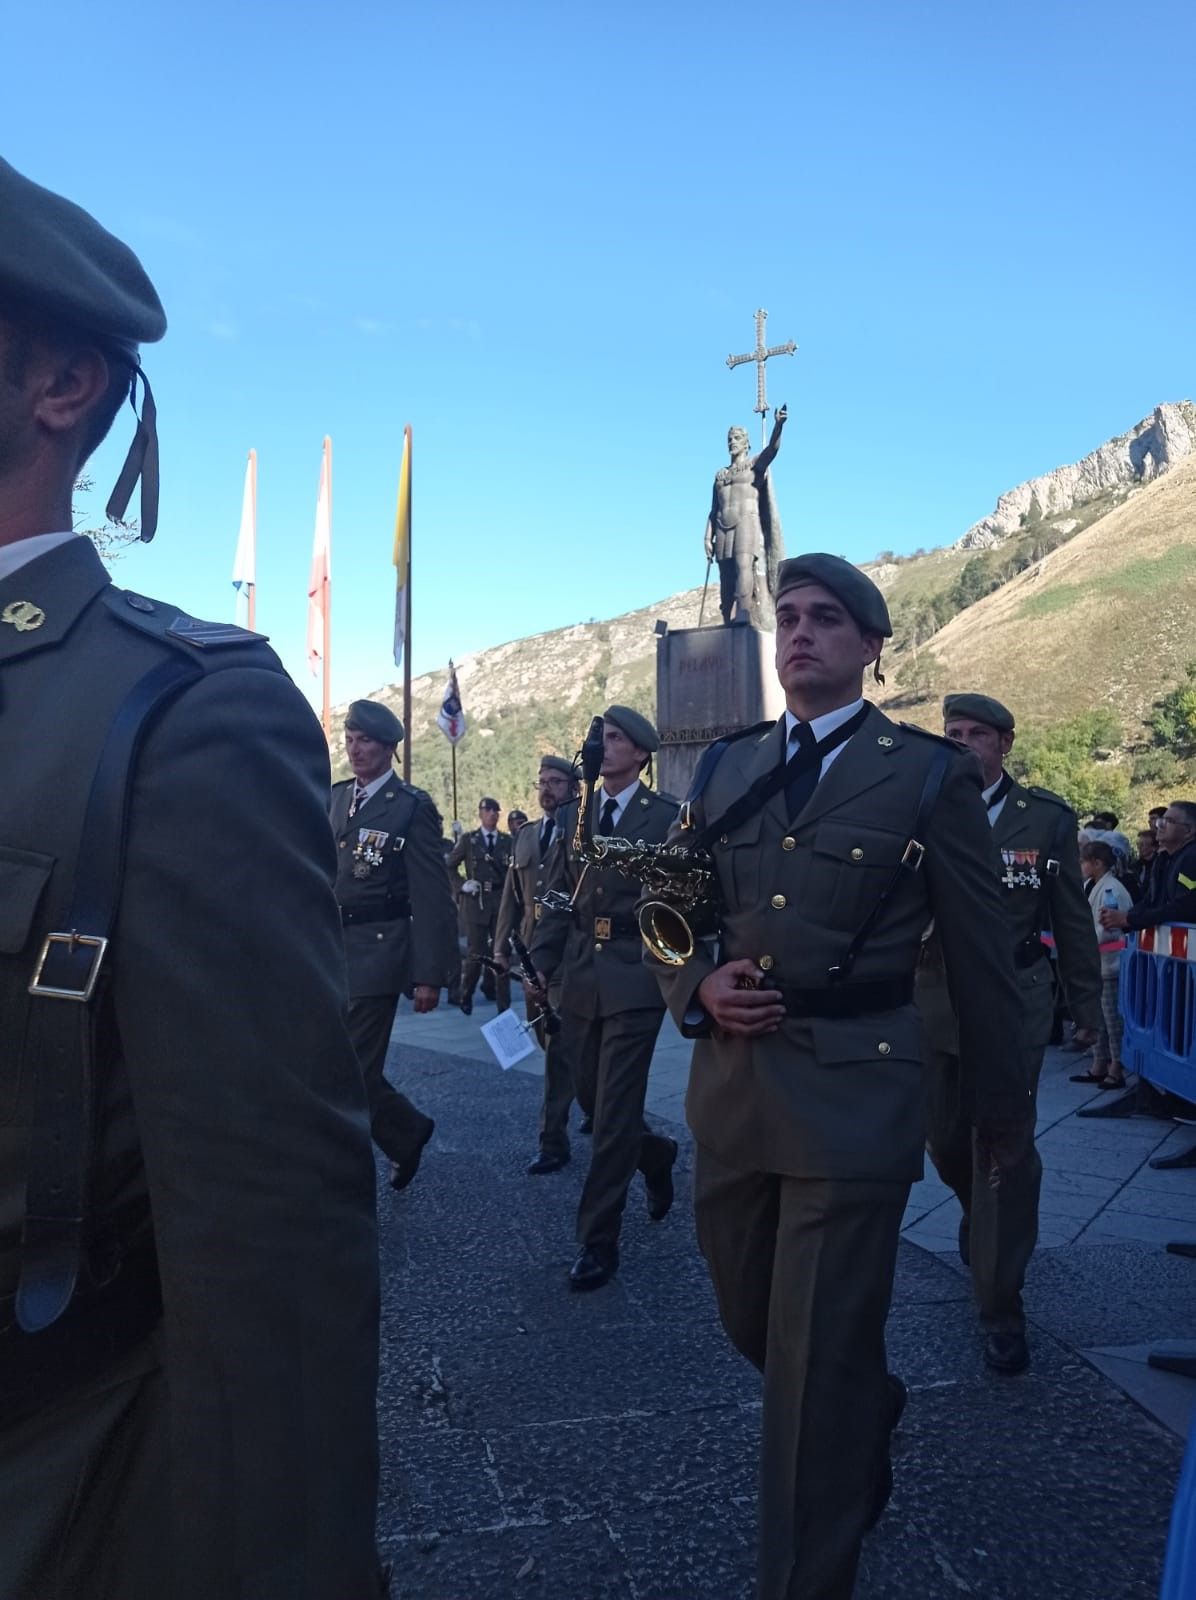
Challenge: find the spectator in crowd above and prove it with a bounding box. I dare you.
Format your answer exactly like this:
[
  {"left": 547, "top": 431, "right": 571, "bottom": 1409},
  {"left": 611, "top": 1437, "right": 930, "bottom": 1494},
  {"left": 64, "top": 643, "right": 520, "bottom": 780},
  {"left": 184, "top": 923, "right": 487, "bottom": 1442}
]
[
  {"left": 1128, "top": 829, "right": 1158, "bottom": 901},
  {"left": 1102, "top": 802, "right": 1196, "bottom": 936},
  {"left": 1074, "top": 840, "right": 1133, "bottom": 1090},
  {"left": 507, "top": 809, "right": 529, "bottom": 835},
  {"left": 1149, "top": 805, "right": 1168, "bottom": 839}
]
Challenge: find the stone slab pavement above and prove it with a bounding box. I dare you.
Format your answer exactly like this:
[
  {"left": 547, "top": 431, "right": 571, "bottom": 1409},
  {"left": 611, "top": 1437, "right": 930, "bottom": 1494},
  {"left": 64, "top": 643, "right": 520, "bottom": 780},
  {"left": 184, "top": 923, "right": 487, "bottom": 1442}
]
[{"left": 378, "top": 996, "right": 1196, "bottom": 1597}]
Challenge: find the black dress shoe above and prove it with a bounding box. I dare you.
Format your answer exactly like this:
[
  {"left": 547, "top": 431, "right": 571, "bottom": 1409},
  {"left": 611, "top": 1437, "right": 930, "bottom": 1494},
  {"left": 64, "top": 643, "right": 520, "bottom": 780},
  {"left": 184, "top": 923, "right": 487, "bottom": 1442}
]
[
  {"left": 645, "top": 1139, "right": 679, "bottom": 1222},
  {"left": 578, "top": 1115, "right": 593, "bottom": 1135},
  {"left": 568, "top": 1244, "right": 618, "bottom": 1292},
  {"left": 390, "top": 1117, "right": 435, "bottom": 1192},
  {"left": 526, "top": 1151, "right": 569, "bottom": 1175},
  {"left": 984, "top": 1329, "right": 1029, "bottom": 1375},
  {"left": 958, "top": 1214, "right": 970, "bottom": 1267}
]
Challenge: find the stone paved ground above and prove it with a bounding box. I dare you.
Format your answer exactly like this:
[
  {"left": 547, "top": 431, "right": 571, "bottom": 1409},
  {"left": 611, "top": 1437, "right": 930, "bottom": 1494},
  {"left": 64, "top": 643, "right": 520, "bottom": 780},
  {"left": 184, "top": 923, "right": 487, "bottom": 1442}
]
[{"left": 375, "top": 1022, "right": 1196, "bottom": 1600}]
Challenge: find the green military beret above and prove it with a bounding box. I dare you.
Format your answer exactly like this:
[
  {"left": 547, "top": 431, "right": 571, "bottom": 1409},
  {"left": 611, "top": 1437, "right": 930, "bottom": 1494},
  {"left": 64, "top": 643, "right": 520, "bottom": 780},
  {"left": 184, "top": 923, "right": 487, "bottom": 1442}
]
[
  {"left": 774, "top": 554, "right": 892, "bottom": 638},
  {"left": 604, "top": 703, "right": 659, "bottom": 754},
  {"left": 0, "top": 157, "right": 166, "bottom": 353},
  {"left": 345, "top": 698, "right": 404, "bottom": 744},
  {"left": 942, "top": 693, "right": 1015, "bottom": 733},
  {"left": 539, "top": 754, "right": 578, "bottom": 779}
]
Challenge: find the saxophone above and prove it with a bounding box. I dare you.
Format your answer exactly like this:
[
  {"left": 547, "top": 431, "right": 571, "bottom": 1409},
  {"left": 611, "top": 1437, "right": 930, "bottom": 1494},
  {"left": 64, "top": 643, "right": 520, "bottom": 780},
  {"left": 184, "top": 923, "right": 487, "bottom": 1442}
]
[{"left": 540, "top": 716, "right": 718, "bottom": 967}]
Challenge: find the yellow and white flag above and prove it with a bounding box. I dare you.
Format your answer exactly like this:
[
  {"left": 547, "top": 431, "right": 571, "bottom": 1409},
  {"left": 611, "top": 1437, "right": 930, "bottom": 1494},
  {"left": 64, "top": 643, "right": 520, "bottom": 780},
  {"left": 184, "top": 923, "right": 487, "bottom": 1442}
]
[{"left": 393, "top": 425, "right": 411, "bottom": 668}]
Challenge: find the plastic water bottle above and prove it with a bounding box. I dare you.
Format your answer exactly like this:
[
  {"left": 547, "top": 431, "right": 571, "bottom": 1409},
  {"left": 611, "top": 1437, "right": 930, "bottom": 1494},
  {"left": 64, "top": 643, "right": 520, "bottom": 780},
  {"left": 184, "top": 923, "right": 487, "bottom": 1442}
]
[{"left": 1103, "top": 887, "right": 1118, "bottom": 910}]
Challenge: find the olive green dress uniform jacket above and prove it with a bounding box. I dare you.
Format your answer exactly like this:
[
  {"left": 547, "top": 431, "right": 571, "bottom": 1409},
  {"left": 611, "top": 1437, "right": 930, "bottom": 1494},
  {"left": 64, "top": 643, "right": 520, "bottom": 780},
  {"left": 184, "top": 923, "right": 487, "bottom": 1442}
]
[
  {"left": 919, "top": 777, "right": 1102, "bottom": 1061},
  {"left": 447, "top": 828, "right": 512, "bottom": 927},
  {"left": 656, "top": 708, "right": 1031, "bottom": 1182},
  {"left": 495, "top": 817, "right": 554, "bottom": 956},
  {"left": 0, "top": 538, "right": 380, "bottom": 1598},
  {"left": 530, "top": 785, "right": 678, "bottom": 1015},
  {"left": 331, "top": 775, "right": 458, "bottom": 997}
]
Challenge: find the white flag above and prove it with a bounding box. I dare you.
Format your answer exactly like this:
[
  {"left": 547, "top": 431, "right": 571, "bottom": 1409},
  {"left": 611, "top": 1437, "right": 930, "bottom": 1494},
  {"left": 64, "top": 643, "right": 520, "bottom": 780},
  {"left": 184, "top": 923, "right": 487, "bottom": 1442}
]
[
  {"left": 231, "top": 448, "right": 256, "bottom": 628},
  {"left": 436, "top": 661, "right": 466, "bottom": 745},
  {"left": 307, "top": 437, "right": 332, "bottom": 675}
]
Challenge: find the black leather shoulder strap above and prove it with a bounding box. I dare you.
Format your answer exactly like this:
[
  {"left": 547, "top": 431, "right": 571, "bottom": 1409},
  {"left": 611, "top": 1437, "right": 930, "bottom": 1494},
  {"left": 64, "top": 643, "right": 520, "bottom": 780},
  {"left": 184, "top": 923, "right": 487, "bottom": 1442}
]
[
  {"left": 828, "top": 743, "right": 953, "bottom": 983},
  {"left": 17, "top": 652, "right": 202, "bottom": 1334}
]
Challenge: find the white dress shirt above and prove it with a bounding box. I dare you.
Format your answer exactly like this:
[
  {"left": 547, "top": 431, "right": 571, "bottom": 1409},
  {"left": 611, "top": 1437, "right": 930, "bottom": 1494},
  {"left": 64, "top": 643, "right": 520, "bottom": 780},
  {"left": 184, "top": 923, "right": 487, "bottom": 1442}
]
[
  {"left": 982, "top": 773, "right": 1010, "bottom": 829},
  {"left": 0, "top": 529, "right": 76, "bottom": 585},
  {"left": 596, "top": 779, "right": 641, "bottom": 831},
  {"left": 783, "top": 697, "right": 866, "bottom": 781},
  {"left": 351, "top": 768, "right": 393, "bottom": 810}
]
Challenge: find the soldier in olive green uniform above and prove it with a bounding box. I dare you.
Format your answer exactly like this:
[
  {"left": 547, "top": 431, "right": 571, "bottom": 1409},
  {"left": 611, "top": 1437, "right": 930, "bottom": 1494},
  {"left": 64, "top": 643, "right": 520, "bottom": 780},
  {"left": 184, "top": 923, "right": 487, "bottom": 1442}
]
[
  {"left": 0, "top": 160, "right": 382, "bottom": 1598},
  {"left": 530, "top": 707, "right": 680, "bottom": 1291},
  {"left": 919, "top": 693, "right": 1101, "bottom": 1375},
  {"left": 494, "top": 755, "right": 580, "bottom": 1173},
  {"left": 652, "top": 557, "right": 1031, "bottom": 1600},
  {"left": 333, "top": 699, "right": 459, "bottom": 1192},
  {"left": 447, "top": 798, "right": 512, "bottom": 1014}
]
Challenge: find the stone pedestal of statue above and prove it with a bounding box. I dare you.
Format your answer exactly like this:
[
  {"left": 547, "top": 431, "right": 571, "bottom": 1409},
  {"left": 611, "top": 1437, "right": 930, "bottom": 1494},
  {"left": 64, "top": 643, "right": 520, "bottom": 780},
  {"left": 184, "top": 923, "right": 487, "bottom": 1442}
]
[{"left": 655, "top": 623, "right": 784, "bottom": 801}]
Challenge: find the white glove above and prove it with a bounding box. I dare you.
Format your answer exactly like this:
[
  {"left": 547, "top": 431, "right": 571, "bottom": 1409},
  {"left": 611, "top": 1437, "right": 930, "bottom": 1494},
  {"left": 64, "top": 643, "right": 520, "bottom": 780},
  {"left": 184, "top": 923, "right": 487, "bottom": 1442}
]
[{"left": 461, "top": 879, "right": 481, "bottom": 896}]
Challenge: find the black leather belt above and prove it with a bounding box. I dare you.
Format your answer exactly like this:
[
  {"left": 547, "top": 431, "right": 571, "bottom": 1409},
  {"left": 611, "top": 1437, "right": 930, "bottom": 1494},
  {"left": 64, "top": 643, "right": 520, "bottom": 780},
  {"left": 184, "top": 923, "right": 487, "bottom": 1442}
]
[
  {"left": 340, "top": 904, "right": 411, "bottom": 925},
  {"left": 1014, "top": 937, "right": 1048, "bottom": 969},
  {"left": 590, "top": 915, "right": 640, "bottom": 941},
  {"left": 767, "top": 976, "right": 914, "bottom": 1018}
]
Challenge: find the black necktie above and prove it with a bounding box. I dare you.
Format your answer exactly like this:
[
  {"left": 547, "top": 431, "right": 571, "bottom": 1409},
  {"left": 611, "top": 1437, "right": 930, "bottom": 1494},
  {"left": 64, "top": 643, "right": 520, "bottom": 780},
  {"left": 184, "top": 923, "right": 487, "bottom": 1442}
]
[
  {"left": 599, "top": 796, "right": 618, "bottom": 835},
  {"left": 540, "top": 818, "right": 554, "bottom": 859},
  {"left": 784, "top": 722, "right": 820, "bottom": 821}
]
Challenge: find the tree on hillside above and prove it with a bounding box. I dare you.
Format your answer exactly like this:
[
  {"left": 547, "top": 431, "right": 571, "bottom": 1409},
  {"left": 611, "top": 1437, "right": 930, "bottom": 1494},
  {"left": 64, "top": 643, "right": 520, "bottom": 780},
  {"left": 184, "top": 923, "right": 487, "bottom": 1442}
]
[
  {"left": 1008, "top": 709, "right": 1128, "bottom": 818},
  {"left": 1148, "top": 663, "right": 1196, "bottom": 757}
]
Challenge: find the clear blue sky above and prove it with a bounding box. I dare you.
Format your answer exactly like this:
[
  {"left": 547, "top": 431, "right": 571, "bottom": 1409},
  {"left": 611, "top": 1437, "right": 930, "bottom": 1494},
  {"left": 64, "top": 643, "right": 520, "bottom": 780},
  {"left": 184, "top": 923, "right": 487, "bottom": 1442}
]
[{"left": 8, "top": 1, "right": 1194, "bottom": 711}]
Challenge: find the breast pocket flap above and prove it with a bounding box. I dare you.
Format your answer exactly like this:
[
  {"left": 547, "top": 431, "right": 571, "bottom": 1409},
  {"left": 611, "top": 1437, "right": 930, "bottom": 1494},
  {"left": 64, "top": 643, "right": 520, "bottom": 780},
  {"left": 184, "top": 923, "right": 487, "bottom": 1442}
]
[{"left": 0, "top": 846, "right": 55, "bottom": 955}]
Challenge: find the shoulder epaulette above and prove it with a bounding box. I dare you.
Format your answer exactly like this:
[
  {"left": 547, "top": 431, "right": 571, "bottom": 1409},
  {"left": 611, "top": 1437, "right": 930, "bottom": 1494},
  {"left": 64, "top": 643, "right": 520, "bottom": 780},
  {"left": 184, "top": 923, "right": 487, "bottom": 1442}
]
[
  {"left": 898, "top": 721, "right": 966, "bottom": 752},
  {"left": 404, "top": 782, "right": 435, "bottom": 806},
  {"left": 1025, "top": 784, "right": 1074, "bottom": 813},
  {"left": 104, "top": 588, "right": 270, "bottom": 653},
  {"left": 331, "top": 776, "right": 353, "bottom": 791},
  {"left": 686, "top": 719, "right": 776, "bottom": 806}
]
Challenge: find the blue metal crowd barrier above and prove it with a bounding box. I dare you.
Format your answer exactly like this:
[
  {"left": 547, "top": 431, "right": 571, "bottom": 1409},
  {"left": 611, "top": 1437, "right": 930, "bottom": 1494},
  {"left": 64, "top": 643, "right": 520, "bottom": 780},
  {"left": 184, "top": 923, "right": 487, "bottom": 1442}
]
[{"left": 1119, "top": 925, "right": 1196, "bottom": 1104}]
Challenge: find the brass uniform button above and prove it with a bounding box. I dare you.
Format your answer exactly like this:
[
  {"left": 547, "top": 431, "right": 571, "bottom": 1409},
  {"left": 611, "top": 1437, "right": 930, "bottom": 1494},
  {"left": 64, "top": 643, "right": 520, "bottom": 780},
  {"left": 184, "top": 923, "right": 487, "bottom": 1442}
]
[
  {"left": 720, "top": 834, "right": 729, "bottom": 845},
  {"left": 339, "top": 840, "right": 347, "bottom": 849},
  {"left": 594, "top": 943, "right": 603, "bottom": 953},
  {"left": 376, "top": 932, "right": 385, "bottom": 942},
  {"left": 781, "top": 836, "right": 796, "bottom": 851},
  {"left": 771, "top": 894, "right": 787, "bottom": 910},
  {"left": 877, "top": 1041, "right": 891, "bottom": 1056},
  {"left": 759, "top": 955, "right": 775, "bottom": 972},
  {"left": 850, "top": 847, "right": 864, "bottom": 862}
]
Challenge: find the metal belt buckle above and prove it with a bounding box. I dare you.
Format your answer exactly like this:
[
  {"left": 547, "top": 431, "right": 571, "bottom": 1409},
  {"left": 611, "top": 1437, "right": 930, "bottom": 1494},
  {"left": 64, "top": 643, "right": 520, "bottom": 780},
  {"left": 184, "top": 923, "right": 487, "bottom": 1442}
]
[
  {"left": 534, "top": 903, "right": 543, "bottom": 922},
  {"left": 594, "top": 917, "right": 612, "bottom": 941},
  {"left": 28, "top": 932, "right": 109, "bottom": 1002},
  {"left": 901, "top": 839, "right": 925, "bottom": 871}
]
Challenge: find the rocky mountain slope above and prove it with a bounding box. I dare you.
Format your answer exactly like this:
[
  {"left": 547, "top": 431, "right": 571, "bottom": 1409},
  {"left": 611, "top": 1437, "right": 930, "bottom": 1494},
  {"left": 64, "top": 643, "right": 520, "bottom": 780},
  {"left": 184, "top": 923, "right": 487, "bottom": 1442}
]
[{"left": 338, "top": 403, "right": 1196, "bottom": 823}]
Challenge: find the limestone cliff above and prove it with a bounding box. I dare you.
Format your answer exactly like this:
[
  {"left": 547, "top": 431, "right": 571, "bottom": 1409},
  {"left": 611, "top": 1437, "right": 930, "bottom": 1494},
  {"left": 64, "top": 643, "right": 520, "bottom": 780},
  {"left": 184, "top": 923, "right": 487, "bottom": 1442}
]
[{"left": 956, "top": 401, "right": 1196, "bottom": 551}]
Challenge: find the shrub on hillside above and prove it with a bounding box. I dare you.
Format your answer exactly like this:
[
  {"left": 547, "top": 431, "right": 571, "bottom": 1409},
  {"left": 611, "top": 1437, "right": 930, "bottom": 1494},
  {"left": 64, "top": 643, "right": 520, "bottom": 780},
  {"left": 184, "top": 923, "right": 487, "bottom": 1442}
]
[{"left": 1008, "top": 708, "right": 1128, "bottom": 817}]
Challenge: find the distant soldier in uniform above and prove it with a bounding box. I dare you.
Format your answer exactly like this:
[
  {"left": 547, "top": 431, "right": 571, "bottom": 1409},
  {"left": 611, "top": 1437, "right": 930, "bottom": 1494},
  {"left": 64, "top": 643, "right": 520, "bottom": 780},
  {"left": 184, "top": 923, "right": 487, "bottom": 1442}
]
[
  {"left": 0, "top": 159, "right": 382, "bottom": 1597},
  {"left": 495, "top": 755, "right": 580, "bottom": 1173},
  {"left": 507, "top": 808, "right": 528, "bottom": 835},
  {"left": 919, "top": 694, "right": 1101, "bottom": 1375},
  {"left": 652, "top": 558, "right": 1031, "bottom": 1600},
  {"left": 332, "top": 700, "right": 459, "bottom": 1192},
  {"left": 447, "top": 797, "right": 512, "bottom": 1015},
  {"left": 529, "top": 707, "right": 679, "bottom": 1291}
]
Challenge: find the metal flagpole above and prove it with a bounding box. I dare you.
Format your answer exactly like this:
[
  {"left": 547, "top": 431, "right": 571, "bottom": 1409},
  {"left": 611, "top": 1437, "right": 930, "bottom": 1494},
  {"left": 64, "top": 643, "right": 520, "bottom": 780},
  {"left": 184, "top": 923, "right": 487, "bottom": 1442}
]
[
  {"left": 451, "top": 743, "right": 458, "bottom": 823},
  {"left": 402, "top": 424, "right": 413, "bottom": 783}
]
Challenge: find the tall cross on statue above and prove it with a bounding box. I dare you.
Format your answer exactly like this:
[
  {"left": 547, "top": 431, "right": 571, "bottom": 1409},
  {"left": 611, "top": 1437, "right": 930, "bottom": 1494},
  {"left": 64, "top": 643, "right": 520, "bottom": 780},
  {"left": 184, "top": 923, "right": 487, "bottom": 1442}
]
[{"left": 726, "top": 308, "right": 797, "bottom": 446}]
